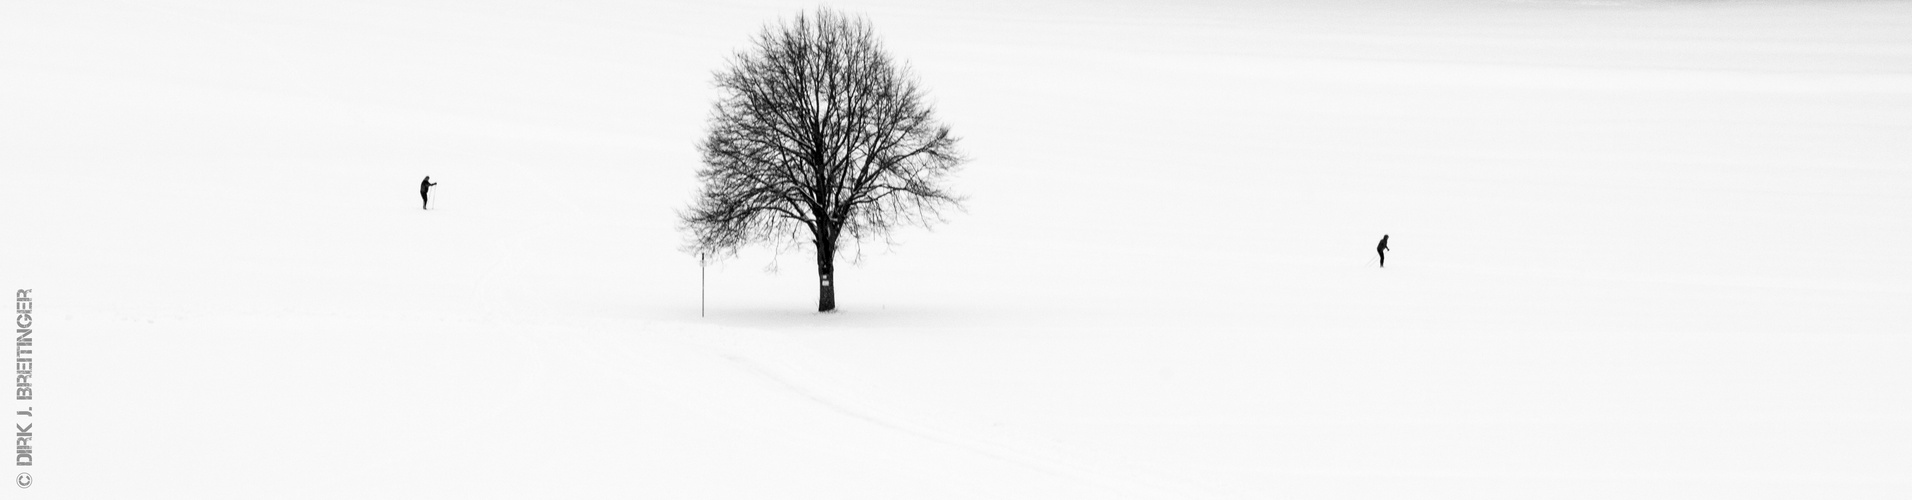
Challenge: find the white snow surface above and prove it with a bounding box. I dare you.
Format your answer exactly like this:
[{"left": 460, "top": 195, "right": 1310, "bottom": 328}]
[{"left": 3, "top": 0, "right": 1910, "bottom": 498}]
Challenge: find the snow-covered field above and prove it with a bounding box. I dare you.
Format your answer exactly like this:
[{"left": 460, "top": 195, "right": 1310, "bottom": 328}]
[{"left": 4, "top": 0, "right": 1909, "bottom": 498}]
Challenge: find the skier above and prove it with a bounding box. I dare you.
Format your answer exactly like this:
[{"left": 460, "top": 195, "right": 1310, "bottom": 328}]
[
  {"left": 1376, "top": 234, "right": 1389, "bottom": 268},
  {"left": 420, "top": 176, "right": 437, "bottom": 210}
]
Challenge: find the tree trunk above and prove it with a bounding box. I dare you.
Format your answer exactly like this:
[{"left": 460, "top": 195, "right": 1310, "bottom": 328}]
[{"left": 815, "top": 232, "right": 837, "bottom": 312}]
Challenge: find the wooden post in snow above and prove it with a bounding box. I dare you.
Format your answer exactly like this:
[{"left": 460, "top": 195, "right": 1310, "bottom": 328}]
[{"left": 700, "top": 252, "right": 706, "bottom": 318}]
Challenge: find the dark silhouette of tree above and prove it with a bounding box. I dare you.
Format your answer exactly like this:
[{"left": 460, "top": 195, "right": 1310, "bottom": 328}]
[{"left": 681, "top": 8, "right": 965, "bottom": 312}]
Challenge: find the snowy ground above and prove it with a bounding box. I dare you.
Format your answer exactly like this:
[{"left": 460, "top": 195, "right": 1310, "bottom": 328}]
[{"left": 3, "top": 0, "right": 1910, "bottom": 498}]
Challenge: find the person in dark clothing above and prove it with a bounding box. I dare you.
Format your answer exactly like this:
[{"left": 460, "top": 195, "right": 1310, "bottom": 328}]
[
  {"left": 420, "top": 176, "right": 437, "bottom": 210},
  {"left": 1377, "top": 234, "right": 1389, "bottom": 268}
]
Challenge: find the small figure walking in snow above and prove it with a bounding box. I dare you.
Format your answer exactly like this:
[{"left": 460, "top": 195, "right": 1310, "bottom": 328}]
[
  {"left": 420, "top": 176, "right": 437, "bottom": 210},
  {"left": 1377, "top": 234, "right": 1389, "bottom": 268}
]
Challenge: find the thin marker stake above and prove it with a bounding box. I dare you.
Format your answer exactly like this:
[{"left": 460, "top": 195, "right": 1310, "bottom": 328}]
[{"left": 700, "top": 252, "right": 707, "bottom": 318}]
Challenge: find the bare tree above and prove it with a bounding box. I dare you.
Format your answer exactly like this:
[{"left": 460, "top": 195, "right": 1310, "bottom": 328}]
[{"left": 681, "top": 8, "right": 965, "bottom": 312}]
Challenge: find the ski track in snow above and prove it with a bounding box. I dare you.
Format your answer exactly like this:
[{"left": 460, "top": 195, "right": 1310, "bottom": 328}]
[{"left": 707, "top": 332, "right": 1210, "bottom": 499}]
